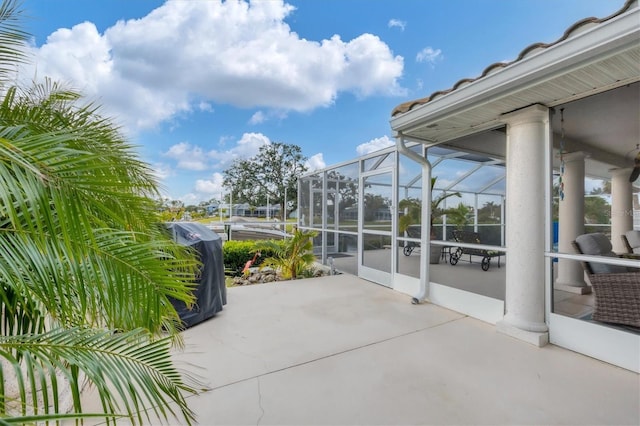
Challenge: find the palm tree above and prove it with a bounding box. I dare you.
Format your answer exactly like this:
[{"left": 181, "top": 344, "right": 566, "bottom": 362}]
[
  {"left": 430, "top": 177, "right": 463, "bottom": 235},
  {"left": 446, "top": 202, "right": 473, "bottom": 230},
  {"left": 0, "top": 1, "right": 201, "bottom": 423},
  {"left": 398, "top": 177, "right": 461, "bottom": 238},
  {"left": 254, "top": 229, "right": 317, "bottom": 279}
]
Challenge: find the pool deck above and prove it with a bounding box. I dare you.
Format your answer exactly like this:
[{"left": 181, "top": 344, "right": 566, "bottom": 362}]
[{"left": 79, "top": 273, "right": 639, "bottom": 425}]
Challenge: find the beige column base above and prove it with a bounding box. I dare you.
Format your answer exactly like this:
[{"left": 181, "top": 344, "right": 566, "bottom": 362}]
[{"left": 497, "top": 320, "right": 550, "bottom": 347}]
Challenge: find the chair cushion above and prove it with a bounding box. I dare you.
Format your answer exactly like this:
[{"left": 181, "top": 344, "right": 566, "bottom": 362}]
[
  {"left": 575, "top": 233, "right": 612, "bottom": 255},
  {"left": 575, "top": 233, "right": 628, "bottom": 274},
  {"left": 624, "top": 230, "right": 640, "bottom": 254}
]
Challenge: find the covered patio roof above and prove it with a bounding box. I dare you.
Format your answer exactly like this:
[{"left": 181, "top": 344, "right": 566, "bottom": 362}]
[
  {"left": 390, "top": 0, "right": 639, "bottom": 182},
  {"left": 427, "top": 136, "right": 506, "bottom": 196}
]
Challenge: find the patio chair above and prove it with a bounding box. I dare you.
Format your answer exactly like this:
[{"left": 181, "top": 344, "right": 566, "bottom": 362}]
[
  {"left": 402, "top": 225, "right": 421, "bottom": 256},
  {"left": 621, "top": 230, "right": 640, "bottom": 255},
  {"left": 449, "top": 230, "right": 503, "bottom": 271},
  {"left": 401, "top": 225, "right": 449, "bottom": 263},
  {"left": 572, "top": 233, "right": 640, "bottom": 328}
]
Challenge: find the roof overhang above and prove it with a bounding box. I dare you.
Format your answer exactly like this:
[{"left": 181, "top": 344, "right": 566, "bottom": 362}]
[{"left": 390, "top": 4, "right": 640, "bottom": 150}]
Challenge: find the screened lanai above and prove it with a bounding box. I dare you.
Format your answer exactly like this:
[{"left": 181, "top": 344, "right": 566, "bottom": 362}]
[
  {"left": 298, "top": 115, "right": 636, "bottom": 331},
  {"left": 298, "top": 0, "right": 639, "bottom": 373},
  {"left": 298, "top": 81, "right": 639, "bottom": 333},
  {"left": 298, "top": 132, "right": 512, "bottom": 323}
]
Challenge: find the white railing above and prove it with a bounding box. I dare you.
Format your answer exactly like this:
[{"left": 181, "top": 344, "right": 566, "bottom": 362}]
[{"left": 206, "top": 220, "right": 291, "bottom": 240}]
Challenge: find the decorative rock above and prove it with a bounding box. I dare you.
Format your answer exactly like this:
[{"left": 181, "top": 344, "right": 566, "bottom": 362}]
[{"left": 229, "top": 266, "right": 335, "bottom": 286}]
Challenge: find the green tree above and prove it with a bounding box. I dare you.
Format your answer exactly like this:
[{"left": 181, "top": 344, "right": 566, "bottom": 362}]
[
  {"left": 589, "top": 181, "right": 611, "bottom": 195},
  {"left": 585, "top": 195, "right": 611, "bottom": 224},
  {"left": 447, "top": 203, "right": 473, "bottom": 230},
  {"left": 0, "top": 1, "right": 200, "bottom": 423},
  {"left": 477, "top": 201, "right": 501, "bottom": 224},
  {"left": 223, "top": 142, "right": 307, "bottom": 220},
  {"left": 398, "top": 177, "right": 462, "bottom": 237},
  {"left": 398, "top": 197, "right": 422, "bottom": 234},
  {"left": 430, "top": 177, "right": 462, "bottom": 237},
  {"left": 326, "top": 170, "right": 358, "bottom": 212},
  {"left": 363, "top": 193, "right": 389, "bottom": 222}
]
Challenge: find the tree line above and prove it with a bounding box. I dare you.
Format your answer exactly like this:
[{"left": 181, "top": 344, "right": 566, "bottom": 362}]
[{"left": 159, "top": 142, "right": 309, "bottom": 222}]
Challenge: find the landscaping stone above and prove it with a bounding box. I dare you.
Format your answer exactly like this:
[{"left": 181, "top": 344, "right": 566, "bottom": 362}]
[{"left": 230, "top": 264, "right": 337, "bottom": 286}]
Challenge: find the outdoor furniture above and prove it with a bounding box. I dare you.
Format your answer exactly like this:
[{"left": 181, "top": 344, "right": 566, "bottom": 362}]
[
  {"left": 402, "top": 225, "right": 420, "bottom": 256},
  {"left": 449, "top": 230, "right": 503, "bottom": 271},
  {"left": 621, "top": 230, "right": 640, "bottom": 259},
  {"left": 402, "top": 225, "right": 451, "bottom": 263},
  {"left": 572, "top": 233, "right": 640, "bottom": 328}
]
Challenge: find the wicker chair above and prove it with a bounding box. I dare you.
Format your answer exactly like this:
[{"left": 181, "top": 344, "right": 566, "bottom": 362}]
[{"left": 572, "top": 233, "right": 640, "bottom": 328}]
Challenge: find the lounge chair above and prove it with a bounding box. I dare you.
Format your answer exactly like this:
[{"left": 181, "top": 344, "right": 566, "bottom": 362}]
[
  {"left": 401, "top": 225, "right": 448, "bottom": 263},
  {"left": 449, "top": 230, "right": 503, "bottom": 271},
  {"left": 402, "top": 225, "right": 421, "bottom": 256},
  {"left": 572, "top": 233, "right": 639, "bottom": 328}
]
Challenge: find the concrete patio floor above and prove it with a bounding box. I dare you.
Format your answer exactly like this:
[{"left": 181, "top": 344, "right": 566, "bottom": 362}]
[{"left": 84, "top": 273, "right": 638, "bottom": 425}]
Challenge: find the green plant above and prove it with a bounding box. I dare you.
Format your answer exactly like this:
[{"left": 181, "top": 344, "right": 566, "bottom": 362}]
[
  {"left": 430, "top": 177, "right": 462, "bottom": 233},
  {"left": 398, "top": 197, "right": 421, "bottom": 234},
  {"left": 0, "top": 1, "right": 199, "bottom": 423},
  {"left": 253, "top": 229, "right": 317, "bottom": 280},
  {"left": 398, "top": 177, "right": 461, "bottom": 237},
  {"left": 447, "top": 202, "right": 473, "bottom": 230},
  {"left": 223, "top": 240, "right": 258, "bottom": 274},
  {"left": 223, "top": 240, "right": 283, "bottom": 276}
]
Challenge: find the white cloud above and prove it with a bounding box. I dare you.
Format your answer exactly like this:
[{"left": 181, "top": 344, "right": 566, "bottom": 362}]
[
  {"left": 22, "top": 0, "right": 405, "bottom": 133},
  {"left": 180, "top": 193, "right": 200, "bottom": 205},
  {"left": 150, "top": 162, "right": 173, "bottom": 181},
  {"left": 163, "top": 142, "right": 208, "bottom": 171},
  {"left": 160, "top": 133, "right": 319, "bottom": 203},
  {"left": 163, "top": 132, "right": 271, "bottom": 174},
  {"left": 334, "top": 33, "right": 406, "bottom": 98},
  {"left": 198, "top": 102, "right": 214, "bottom": 112},
  {"left": 218, "top": 135, "right": 234, "bottom": 147},
  {"left": 416, "top": 47, "right": 443, "bottom": 65},
  {"left": 249, "top": 111, "right": 266, "bottom": 125},
  {"left": 207, "top": 132, "right": 271, "bottom": 168},
  {"left": 195, "top": 172, "right": 225, "bottom": 195},
  {"left": 356, "top": 135, "right": 394, "bottom": 156},
  {"left": 305, "top": 153, "right": 326, "bottom": 171},
  {"left": 388, "top": 19, "right": 406, "bottom": 31}
]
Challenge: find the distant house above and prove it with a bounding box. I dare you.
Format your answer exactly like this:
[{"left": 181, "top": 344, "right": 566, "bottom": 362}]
[
  {"left": 255, "top": 204, "right": 280, "bottom": 218},
  {"left": 205, "top": 203, "right": 219, "bottom": 216}
]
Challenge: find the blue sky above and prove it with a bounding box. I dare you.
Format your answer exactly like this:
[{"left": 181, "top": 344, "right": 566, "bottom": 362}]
[{"left": 19, "top": 0, "right": 625, "bottom": 205}]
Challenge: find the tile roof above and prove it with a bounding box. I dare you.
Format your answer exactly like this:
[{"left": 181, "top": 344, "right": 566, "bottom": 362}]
[{"left": 391, "top": 0, "right": 637, "bottom": 117}]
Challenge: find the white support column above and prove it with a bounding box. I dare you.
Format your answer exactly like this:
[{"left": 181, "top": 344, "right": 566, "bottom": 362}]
[
  {"left": 497, "top": 104, "right": 549, "bottom": 347},
  {"left": 555, "top": 152, "right": 589, "bottom": 294},
  {"left": 610, "top": 168, "right": 634, "bottom": 253}
]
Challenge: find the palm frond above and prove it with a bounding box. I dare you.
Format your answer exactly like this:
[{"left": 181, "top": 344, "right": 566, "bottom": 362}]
[
  {"left": 254, "top": 229, "right": 317, "bottom": 279},
  {"left": 0, "top": 327, "right": 202, "bottom": 424},
  {"left": 0, "top": 3, "right": 202, "bottom": 423},
  {"left": 0, "top": 0, "right": 29, "bottom": 83},
  {"left": 0, "top": 82, "right": 199, "bottom": 335}
]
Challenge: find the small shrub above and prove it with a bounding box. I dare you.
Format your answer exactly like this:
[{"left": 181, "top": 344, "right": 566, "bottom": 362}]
[{"left": 223, "top": 239, "right": 285, "bottom": 276}]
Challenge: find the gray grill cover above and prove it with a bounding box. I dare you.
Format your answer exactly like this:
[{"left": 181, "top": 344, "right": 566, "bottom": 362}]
[{"left": 166, "top": 222, "right": 226, "bottom": 327}]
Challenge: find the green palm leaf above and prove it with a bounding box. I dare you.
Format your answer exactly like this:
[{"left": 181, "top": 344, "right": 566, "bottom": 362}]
[
  {"left": 0, "top": 1, "right": 203, "bottom": 422},
  {"left": 255, "top": 229, "right": 317, "bottom": 279},
  {"left": 0, "top": 327, "right": 201, "bottom": 424},
  {"left": 0, "top": 0, "right": 28, "bottom": 81}
]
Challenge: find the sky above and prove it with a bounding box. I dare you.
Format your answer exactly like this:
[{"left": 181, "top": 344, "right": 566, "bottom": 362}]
[{"left": 18, "top": 0, "right": 626, "bottom": 205}]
